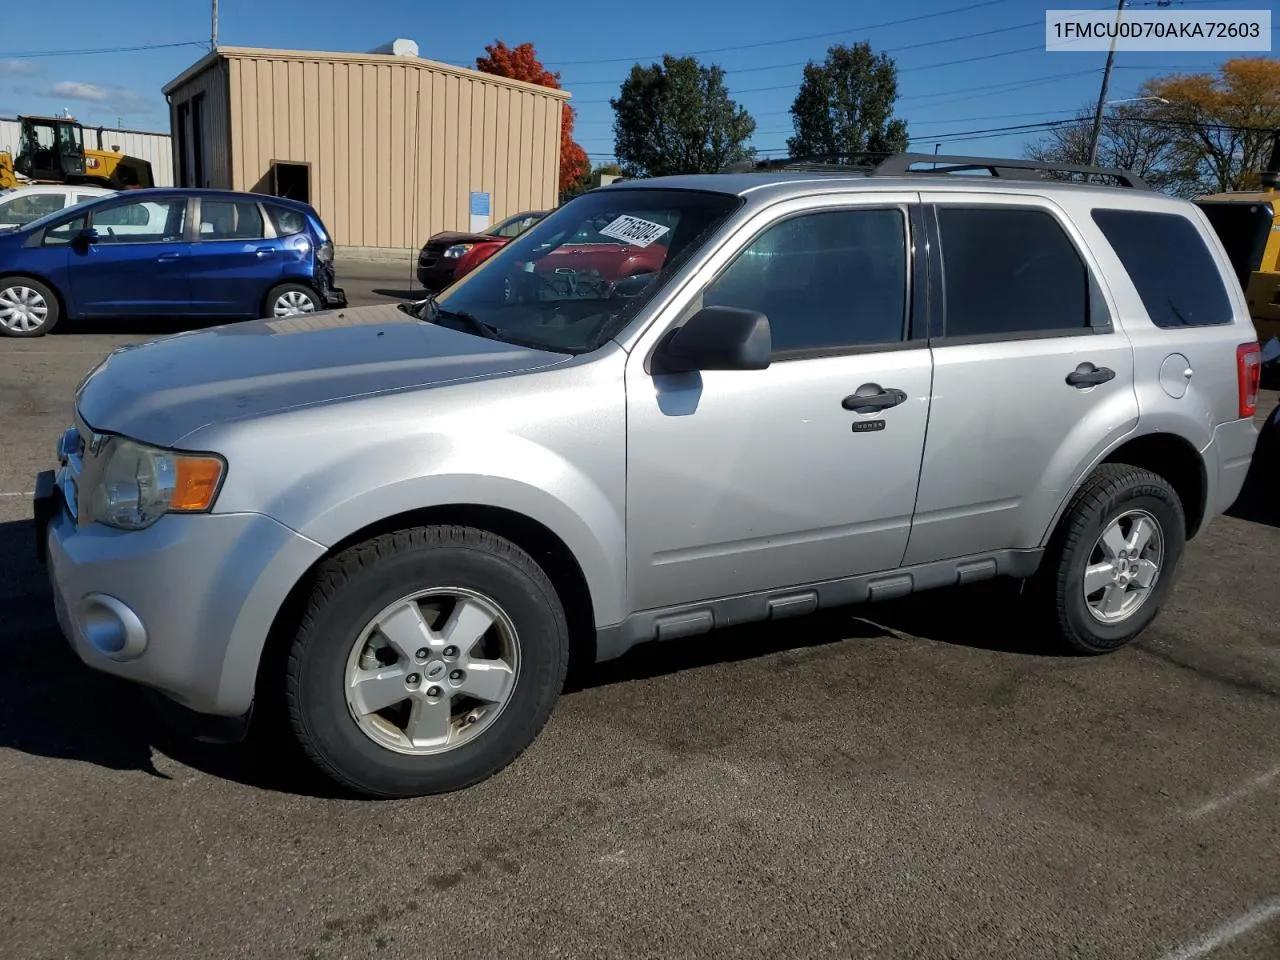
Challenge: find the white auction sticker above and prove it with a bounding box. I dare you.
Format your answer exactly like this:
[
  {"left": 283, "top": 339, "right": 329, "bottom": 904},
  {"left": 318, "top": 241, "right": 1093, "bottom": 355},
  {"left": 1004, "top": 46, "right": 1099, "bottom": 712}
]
[{"left": 597, "top": 215, "right": 671, "bottom": 248}]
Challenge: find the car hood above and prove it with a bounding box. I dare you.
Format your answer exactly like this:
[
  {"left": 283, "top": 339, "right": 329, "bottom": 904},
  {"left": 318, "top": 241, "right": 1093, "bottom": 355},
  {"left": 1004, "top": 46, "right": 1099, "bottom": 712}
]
[
  {"left": 76, "top": 303, "right": 571, "bottom": 447},
  {"left": 425, "top": 231, "right": 499, "bottom": 248}
]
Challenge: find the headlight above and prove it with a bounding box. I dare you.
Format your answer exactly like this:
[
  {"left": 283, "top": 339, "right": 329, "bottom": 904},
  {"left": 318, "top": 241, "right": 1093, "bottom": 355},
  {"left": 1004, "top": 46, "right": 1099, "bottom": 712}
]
[
  {"left": 89, "top": 437, "right": 225, "bottom": 530},
  {"left": 443, "top": 243, "right": 473, "bottom": 259}
]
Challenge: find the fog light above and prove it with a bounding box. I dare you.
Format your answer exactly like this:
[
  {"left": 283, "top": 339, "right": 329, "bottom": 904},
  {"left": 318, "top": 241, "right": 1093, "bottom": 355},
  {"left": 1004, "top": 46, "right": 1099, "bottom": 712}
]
[{"left": 81, "top": 593, "right": 147, "bottom": 661}]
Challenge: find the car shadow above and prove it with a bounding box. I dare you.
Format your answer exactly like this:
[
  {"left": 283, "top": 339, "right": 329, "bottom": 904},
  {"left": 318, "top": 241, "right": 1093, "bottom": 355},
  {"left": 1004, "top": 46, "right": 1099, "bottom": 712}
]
[
  {"left": 371, "top": 287, "right": 427, "bottom": 301},
  {"left": 1224, "top": 406, "right": 1280, "bottom": 529},
  {"left": 57, "top": 315, "right": 230, "bottom": 337}
]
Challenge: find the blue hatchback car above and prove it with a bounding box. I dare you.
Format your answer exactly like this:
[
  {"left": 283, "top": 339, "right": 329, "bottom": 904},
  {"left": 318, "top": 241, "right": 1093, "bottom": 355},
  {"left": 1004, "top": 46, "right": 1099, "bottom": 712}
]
[{"left": 0, "top": 188, "right": 346, "bottom": 337}]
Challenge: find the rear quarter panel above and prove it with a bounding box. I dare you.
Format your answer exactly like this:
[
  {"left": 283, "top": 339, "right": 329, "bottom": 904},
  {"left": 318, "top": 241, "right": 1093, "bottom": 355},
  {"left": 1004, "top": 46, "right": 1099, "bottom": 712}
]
[{"left": 1047, "top": 190, "right": 1258, "bottom": 535}]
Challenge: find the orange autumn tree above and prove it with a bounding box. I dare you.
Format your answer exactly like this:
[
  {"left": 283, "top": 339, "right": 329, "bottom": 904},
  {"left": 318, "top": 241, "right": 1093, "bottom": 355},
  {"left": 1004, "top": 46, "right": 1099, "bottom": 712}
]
[{"left": 476, "top": 41, "right": 589, "bottom": 193}]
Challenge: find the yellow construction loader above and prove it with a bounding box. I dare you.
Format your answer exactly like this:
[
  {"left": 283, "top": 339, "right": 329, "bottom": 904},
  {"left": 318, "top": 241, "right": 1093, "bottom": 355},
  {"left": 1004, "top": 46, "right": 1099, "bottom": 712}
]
[
  {"left": 1194, "top": 133, "right": 1280, "bottom": 346},
  {"left": 0, "top": 114, "right": 153, "bottom": 191}
]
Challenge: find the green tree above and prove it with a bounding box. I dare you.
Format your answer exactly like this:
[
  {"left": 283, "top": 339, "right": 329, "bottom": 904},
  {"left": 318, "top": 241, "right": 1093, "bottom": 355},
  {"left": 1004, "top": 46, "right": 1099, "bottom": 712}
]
[
  {"left": 787, "top": 42, "right": 908, "bottom": 161},
  {"left": 611, "top": 54, "right": 756, "bottom": 177}
]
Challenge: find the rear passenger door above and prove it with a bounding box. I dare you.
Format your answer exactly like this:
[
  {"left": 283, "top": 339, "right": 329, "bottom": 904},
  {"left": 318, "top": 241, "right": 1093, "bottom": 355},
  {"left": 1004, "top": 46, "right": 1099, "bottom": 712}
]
[
  {"left": 901, "top": 194, "right": 1140, "bottom": 566},
  {"left": 187, "top": 198, "right": 281, "bottom": 317}
]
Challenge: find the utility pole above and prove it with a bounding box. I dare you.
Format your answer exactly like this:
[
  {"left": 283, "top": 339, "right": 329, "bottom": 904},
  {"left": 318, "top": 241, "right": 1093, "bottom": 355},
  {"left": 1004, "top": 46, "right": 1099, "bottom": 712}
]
[
  {"left": 1087, "top": 0, "right": 1125, "bottom": 168},
  {"left": 211, "top": 0, "right": 219, "bottom": 50}
]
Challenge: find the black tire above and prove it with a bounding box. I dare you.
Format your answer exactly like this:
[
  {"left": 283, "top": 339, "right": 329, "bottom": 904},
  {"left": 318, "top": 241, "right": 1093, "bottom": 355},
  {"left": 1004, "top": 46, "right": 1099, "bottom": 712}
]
[
  {"left": 262, "top": 282, "right": 322, "bottom": 319},
  {"left": 1033, "top": 463, "right": 1186, "bottom": 655},
  {"left": 0, "top": 275, "right": 61, "bottom": 337},
  {"left": 285, "top": 525, "right": 569, "bottom": 799}
]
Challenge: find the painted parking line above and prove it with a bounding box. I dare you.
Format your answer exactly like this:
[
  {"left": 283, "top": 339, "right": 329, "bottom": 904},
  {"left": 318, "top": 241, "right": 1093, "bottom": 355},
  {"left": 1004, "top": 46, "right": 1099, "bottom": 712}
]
[
  {"left": 0, "top": 491, "right": 35, "bottom": 498},
  {"left": 1187, "top": 763, "right": 1280, "bottom": 820},
  {"left": 1157, "top": 897, "right": 1280, "bottom": 960}
]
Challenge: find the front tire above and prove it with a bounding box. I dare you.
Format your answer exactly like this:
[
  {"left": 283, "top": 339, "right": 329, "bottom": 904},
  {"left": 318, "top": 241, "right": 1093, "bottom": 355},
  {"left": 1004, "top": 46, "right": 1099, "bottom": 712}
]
[
  {"left": 264, "top": 282, "right": 322, "bottom": 319},
  {"left": 286, "top": 525, "right": 569, "bottom": 798},
  {"left": 0, "top": 276, "right": 60, "bottom": 337},
  {"left": 1034, "top": 463, "right": 1186, "bottom": 654}
]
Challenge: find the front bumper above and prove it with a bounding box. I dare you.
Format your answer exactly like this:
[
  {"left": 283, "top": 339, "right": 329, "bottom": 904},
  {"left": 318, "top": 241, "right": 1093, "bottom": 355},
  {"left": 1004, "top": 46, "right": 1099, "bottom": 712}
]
[
  {"left": 417, "top": 257, "right": 457, "bottom": 292},
  {"left": 35, "top": 473, "right": 326, "bottom": 718}
]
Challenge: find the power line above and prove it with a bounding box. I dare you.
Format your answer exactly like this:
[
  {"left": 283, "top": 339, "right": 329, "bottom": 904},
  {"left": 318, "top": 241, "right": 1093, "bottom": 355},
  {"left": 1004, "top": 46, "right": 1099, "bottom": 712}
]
[
  {"left": 572, "top": 41, "right": 1052, "bottom": 104},
  {"left": 550, "top": 0, "right": 1247, "bottom": 71},
  {"left": 0, "top": 40, "right": 207, "bottom": 59},
  {"left": 560, "top": 20, "right": 1043, "bottom": 87},
  {"left": 543, "top": 0, "right": 1019, "bottom": 67}
]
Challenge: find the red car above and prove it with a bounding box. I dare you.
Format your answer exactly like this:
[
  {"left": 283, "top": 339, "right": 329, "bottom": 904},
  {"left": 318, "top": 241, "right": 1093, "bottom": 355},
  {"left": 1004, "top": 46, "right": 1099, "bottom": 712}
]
[{"left": 417, "top": 210, "right": 547, "bottom": 291}]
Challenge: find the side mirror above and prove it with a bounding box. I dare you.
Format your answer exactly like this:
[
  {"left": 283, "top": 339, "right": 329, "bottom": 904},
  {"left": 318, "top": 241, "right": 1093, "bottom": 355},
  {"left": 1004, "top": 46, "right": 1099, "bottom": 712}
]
[
  {"left": 77, "top": 227, "right": 100, "bottom": 245},
  {"left": 652, "top": 305, "right": 772, "bottom": 374}
]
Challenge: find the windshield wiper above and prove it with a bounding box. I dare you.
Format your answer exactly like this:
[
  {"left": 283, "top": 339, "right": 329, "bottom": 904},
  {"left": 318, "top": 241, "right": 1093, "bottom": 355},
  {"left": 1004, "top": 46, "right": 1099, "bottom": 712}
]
[{"left": 403, "top": 294, "right": 502, "bottom": 341}]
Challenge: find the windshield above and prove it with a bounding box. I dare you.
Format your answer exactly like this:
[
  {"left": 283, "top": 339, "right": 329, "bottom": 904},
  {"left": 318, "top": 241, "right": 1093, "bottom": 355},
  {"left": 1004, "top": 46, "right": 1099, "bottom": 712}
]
[
  {"left": 486, "top": 211, "right": 545, "bottom": 239},
  {"left": 432, "top": 188, "right": 742, "bottom": 354}
]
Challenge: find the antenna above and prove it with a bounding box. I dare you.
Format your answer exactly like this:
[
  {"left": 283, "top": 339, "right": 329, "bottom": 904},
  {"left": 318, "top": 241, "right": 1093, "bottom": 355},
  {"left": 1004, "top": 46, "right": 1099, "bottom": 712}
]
[{"left": 409, "top": 83, "right": 421, "bottom": 294}]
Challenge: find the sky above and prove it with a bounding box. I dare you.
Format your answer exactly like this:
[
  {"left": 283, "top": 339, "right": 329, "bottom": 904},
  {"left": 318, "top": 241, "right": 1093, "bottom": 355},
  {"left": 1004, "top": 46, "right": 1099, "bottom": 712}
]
[{"left": 0, "top": 0, "right": 1271, "bottom": 162}]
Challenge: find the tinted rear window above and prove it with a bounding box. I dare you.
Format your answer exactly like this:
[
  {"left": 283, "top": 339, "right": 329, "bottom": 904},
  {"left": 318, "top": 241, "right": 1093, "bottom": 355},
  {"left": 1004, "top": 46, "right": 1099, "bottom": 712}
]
[{"left": 1091, "top": 209, "right": 1234, "bottom": 328}]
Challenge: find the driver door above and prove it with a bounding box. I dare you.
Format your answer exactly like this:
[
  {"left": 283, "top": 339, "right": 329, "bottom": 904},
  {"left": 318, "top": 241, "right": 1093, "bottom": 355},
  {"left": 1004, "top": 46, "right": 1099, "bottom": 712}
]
[
  {"left": 68, "top": 196, "right": 193, "bottom": 317},
  {"left": 624, "top": 193, "right": 934, "bottom": 612}
]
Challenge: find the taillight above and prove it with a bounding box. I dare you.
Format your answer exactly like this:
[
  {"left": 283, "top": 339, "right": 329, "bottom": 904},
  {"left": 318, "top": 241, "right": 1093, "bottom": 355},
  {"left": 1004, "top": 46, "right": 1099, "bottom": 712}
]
[
  {"left": 1237, "top": 342, "right": 1261, "bottom": 418},
  {"left": 316, "top": 241, "right": 333, "bottom": 264}
]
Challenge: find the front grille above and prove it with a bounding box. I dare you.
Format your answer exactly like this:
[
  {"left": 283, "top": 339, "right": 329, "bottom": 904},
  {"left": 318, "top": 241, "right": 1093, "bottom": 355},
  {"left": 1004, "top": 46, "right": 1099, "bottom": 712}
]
[{"left": 55, "top": 412, "right": 106, "bottom": 525}]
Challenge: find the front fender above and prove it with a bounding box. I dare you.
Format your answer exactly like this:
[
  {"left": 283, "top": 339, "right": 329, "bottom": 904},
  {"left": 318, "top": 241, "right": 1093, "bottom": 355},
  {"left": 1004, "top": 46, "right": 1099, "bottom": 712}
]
[{"left": 214, "top": 428, "right": 628, "bottom": 628}]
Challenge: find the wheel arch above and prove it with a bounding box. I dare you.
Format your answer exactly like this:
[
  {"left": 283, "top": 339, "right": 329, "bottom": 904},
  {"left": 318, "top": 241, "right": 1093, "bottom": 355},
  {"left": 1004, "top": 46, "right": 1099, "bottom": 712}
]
[
  {"left": 1041, "top": 429, "right": 1208, "bottom": 547},
  {"left": 254, "top": 503, "right": 600, "bottom": 712}
]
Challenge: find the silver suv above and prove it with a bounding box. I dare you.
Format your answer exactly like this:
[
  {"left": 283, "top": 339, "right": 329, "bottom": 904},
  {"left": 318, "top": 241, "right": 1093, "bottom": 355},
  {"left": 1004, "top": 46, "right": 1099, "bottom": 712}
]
[{"left": 34, "top": 154, "right": 1263, "bottom": 798}]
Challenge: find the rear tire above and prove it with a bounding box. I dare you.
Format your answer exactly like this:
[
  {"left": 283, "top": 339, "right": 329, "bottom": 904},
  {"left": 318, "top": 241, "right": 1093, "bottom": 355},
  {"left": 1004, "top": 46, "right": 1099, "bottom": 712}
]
[
  {"left": 0, "top": 276, "right": 60, "bottom": 337},
  {"left": 1033, "top": 463, "right": 1186, "bottom": 654},
  {"left": 263, "top": 282, "right": 322, "bottom": 319},
  {"left": 285, "top": 525, "right": 569, "bottom": 799}
]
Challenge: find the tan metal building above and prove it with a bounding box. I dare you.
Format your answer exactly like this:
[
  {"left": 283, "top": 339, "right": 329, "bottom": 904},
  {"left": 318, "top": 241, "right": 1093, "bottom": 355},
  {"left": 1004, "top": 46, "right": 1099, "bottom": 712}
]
[{"left": 162, "top": 43, "right": 570, "bottom": 253}]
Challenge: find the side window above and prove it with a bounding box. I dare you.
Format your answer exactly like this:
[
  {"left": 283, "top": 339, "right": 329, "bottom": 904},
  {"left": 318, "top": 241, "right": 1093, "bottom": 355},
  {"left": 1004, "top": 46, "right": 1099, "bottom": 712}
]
[
  {"left": 704, "top": 208, "right": 908, "bottom": 355},
  {"left": 1092, "top": 209, "right": 1234, "bottom": 328},
  {"left": 73, "top": 194, "right": 99, "bottom": 207},
  {"left": 91, "top": 199, "right": 186, "bottom": 243},
  {"left": 0, "top": 193, "right": 66, "bottom": 226},
  {"left": 199, "top": 200, "right": 265, "bottom": 240},
  {"left": 266, "top": 205, "right": 305, "bottom": 236},
  {"left": 936, "top": 206, "right": 1090, "bottom": 338},
  {"left": 43, "top": 215, "right": 86, "bottom": 246}
]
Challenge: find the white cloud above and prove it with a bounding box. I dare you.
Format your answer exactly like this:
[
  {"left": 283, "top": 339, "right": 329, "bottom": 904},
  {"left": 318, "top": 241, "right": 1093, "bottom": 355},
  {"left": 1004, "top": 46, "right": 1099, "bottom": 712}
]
[
  {"left": 43, "top": 80, "right": 157, "bottom": 119},
  {"left": 49, "top": 81, "right": 110, "bottom": 101},
  {"left": 0, "top": 59, "right": 40, "bottom": 77}
]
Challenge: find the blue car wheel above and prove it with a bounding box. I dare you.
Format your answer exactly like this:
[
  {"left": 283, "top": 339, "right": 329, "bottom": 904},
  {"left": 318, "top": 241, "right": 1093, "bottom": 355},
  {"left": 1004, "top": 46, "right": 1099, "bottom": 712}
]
[{"left": 0, "top": 276, "right": 60, "bottom": 338}]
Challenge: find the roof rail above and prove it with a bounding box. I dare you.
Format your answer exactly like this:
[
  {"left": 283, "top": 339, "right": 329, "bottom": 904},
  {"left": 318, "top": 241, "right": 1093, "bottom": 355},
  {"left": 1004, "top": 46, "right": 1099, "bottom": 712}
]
[{"left": 718, "top": 152, "right": 1151, "bottom": 189}]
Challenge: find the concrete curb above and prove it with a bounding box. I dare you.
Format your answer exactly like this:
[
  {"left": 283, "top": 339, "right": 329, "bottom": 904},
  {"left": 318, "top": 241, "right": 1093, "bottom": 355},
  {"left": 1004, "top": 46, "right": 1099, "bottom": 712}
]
[{"left": 337, "top": 245, "right": 417, "bottom": 264}]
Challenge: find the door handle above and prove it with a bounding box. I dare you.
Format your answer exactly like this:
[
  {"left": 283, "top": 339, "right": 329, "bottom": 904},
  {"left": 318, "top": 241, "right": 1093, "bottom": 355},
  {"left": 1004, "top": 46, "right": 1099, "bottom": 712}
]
[
  {"left": 156, "top": 251, "right": 182, "bottom": 261},
  {"left": 842, "top": 385, "right": 907, "bottom": 413},
  {"left": 255, "top": 247, "right": 276, "bottom": 257},
  {"left": 1065, "top": 363, "right": 1116, "bottom": 388}
]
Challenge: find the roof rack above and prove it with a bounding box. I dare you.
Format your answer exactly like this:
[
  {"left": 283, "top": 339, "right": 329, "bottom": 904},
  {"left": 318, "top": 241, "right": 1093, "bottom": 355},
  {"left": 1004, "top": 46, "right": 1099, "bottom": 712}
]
[{"left": 718, "top": 152, "right": 1151, "bottom": 190}]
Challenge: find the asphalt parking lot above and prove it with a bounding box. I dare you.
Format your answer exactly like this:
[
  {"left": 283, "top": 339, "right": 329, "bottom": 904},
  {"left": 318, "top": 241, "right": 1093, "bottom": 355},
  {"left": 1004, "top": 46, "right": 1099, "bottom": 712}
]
[{"left": 1, "top": 264, "right": 1278, "bottom": 960}]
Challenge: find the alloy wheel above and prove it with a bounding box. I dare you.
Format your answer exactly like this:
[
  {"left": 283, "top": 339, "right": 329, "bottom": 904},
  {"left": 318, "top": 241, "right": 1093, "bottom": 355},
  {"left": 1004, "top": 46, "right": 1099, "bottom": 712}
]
[
  {"left": 343, "top": 587, "right": 521, "bottom": 756},
  {"left": 1083, "top": 508, "right": 1164, "bottom": 624}
]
